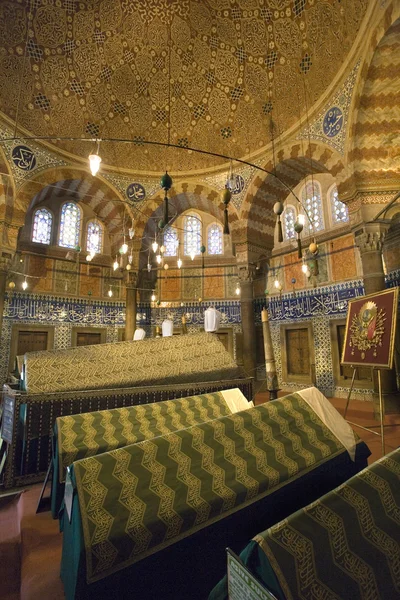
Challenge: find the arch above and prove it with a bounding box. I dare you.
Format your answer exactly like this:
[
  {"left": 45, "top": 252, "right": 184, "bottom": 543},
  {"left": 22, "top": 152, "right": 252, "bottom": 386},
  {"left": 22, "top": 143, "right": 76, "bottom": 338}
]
[
  {"left": 32, "top": 207, "right": 53, "bottom": 245},
  {"left": 239, "top": 141, "right": 345, "bottom": 247},
  {"left": 207, "top": 222, "right": 223, "bottom": 255},
  {"left": 86, "top": 220, "right": 103, "bottom": 255},
  {"left": 338, "top": 2, "right": 400, "bottom": 199},
  {"left": 328, "top": 183, "right": 349, "bottom": 225},
  {"left": 13, "top": 166, "right": 131, "bottom": 252},
  {"left": 183, "top": 212, "right": 202, "bottom": 257},
  {"left": 58, "top": 201, "right": 82, "bottom": 248}
]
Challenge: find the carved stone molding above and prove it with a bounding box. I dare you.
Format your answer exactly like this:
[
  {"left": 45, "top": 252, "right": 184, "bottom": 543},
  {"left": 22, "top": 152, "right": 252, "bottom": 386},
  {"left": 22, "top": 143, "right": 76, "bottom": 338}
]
[
  {"left": 237, "top": 264, "right": 256, "bottom": 284},
  {"left": 354, "top": 228, "right": 387, "bottom": 253}
]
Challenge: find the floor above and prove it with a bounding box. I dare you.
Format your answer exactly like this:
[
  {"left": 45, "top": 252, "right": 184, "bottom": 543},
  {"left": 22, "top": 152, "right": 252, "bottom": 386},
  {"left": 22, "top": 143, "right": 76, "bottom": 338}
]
[{"left": 0, "top": 394, "right": 399, "bottom": 600}]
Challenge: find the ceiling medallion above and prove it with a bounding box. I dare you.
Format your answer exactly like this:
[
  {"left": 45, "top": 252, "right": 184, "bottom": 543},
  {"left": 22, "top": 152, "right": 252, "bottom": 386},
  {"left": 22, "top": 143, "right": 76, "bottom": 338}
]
[
  {"left": 126, "top": 183, "right": 146, "bottom": 202},
  {"left": 11, "top": 145, "right": 37, "bottom": 171},
  {"left": 322, "top": 107, "right": 344, "bottom": 138}
]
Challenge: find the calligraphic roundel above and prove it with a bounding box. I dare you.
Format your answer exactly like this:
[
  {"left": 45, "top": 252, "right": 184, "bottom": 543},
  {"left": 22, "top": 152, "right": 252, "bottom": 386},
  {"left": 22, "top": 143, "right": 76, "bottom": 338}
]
[
  {"left": 126, "top": 183, "right": 146, "bottom": 202},
  {"left": 11, "top": 145, "right": 37, "bottom": 171}
]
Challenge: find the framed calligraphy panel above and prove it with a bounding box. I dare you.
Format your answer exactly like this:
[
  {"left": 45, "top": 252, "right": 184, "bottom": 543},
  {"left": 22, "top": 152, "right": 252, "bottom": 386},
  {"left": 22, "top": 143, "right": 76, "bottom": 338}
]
[{"left": 341, "top": 287, "right": 398, "bottom": 369}]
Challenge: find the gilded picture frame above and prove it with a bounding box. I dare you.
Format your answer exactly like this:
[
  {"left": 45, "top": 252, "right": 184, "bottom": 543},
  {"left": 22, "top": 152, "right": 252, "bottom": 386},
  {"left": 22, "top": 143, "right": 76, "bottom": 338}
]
[{"left": 341, "top": 287, "right": 399, "bottom": 369}]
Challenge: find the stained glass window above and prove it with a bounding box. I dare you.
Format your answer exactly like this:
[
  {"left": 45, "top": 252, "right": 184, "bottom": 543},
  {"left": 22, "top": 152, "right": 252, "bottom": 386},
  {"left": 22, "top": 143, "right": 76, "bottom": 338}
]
[
  {"left": 32, "top": 208, "right": 52, "bottom": 244},
  {"left": 208, "top": 224, "right": 223, "bottom": 255},
  {"left": 163, "top": 226, "right": 178, "bottom": 256},
  {"left": 184, "top": 214, "right": 201, "bottom": 256},
  {"left": 283, "top": 206, "right": 296, "bottom": 240},
  {"left": 331, "top": 185, "right": 349, "bottom": 224},
  {"left": 86, "top": 221, "right": 102, "bottom": 255},
  {"left": 59, "top": 202, "right": 81, "bottom": 248},
  {"left": 301, "top": 181, "right": 324, "bottom": 234}
]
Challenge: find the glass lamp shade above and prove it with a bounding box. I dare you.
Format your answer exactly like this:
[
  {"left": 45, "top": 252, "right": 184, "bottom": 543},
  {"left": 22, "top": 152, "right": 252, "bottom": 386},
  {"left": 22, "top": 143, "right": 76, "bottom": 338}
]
[
  {"left": 151, "top": 293, "right": 156, "bottom": 302},
  {"left": 156, "top": 254, "right": 162, "bottom": 264},
  {"left": 190, "top": 251, "right": 195, "bottom": 261},
  {"left": 113, "top": 259, "right": 119, "bottom": 271},
  {"left": 152, "top": 241, "right": 158, "bottom": 253},
  {"left": 235, "top": 285, "right": 240, "bottom": 296},
  {"left": 22, "top": 279, "right": 28, "bottom": 290},
  {"left": 88, "top": 154, "right": 101, "bottom": 176},
  {"left": 301, "top": 263, "right": 308, "bottom": 273},
  {"left": 147, "top": 262, "right": 152, "bottom": 272},
  {"left": 108, "top": 289, "right": 113, "bottom": 297},
  {"left": 177, "top": 258, "right": 182, "bottom": 269},
  {"left": 120, "top": 242, "right": 128, "bottom": 254}
]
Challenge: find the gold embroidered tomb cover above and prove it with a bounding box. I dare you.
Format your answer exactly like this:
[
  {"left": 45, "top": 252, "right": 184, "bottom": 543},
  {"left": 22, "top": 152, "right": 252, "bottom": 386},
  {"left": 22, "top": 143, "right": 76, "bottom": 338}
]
[
  {"left": 253, "top": 448, "right": 400, "bottom": 600},
  {"left": 24, "top": 332, "right": 242, "bottom": 394},
  {"left": 73, "top": 393, "right": 356, "bottom": 584},
  {"left": 56, "top": 390, "right": 246, "bottom": 483}
]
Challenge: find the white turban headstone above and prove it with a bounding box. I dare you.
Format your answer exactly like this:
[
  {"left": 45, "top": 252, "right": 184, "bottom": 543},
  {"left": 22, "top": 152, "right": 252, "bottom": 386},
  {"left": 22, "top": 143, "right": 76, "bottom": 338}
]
[
  {"left": 133, "top": 328, "right": 146, "bottom": 341},
  {"left": 204, "top": 307, "right": 222, "bottom": 332},
  {"left": 162, "top": 319, "right": 174, "bottom": 337}
]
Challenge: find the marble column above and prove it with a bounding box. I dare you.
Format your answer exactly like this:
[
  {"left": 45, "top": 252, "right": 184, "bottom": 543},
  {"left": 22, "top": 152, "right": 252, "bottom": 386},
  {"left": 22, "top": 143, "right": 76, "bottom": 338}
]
[
  {"left": 124, "top": 272, "right": 137, "bottom": 341},
  {"left": 238, "top": 265, "right": 257, "bottom": 379},
  {"left": 355, "top": 225, "right": 399, "bottom": 415}
]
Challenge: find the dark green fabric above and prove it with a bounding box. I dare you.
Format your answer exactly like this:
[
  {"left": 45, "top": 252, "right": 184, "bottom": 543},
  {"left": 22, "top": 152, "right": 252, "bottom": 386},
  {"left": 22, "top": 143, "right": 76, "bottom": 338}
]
[
  {"left": 254, "top": 448, "right": 400, "bottom": 600},
  {"left": 51, "top": 391, "right": 235, "bottom": 518},
  {"left": 73, "top": 394, "right": 350, "bottom": 584}
]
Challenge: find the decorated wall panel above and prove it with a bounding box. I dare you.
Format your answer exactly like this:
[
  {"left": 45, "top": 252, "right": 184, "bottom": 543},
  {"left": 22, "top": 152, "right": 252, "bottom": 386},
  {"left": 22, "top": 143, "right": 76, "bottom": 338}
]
[
  {"left": 203, "top": 267, "right": 224, "bottom": 300},
  {"left": 330, "top": 235, "right": 357, "bottom": 282},
  {"left": 160, "top": 269, "right": 182, "bottom": 301}
]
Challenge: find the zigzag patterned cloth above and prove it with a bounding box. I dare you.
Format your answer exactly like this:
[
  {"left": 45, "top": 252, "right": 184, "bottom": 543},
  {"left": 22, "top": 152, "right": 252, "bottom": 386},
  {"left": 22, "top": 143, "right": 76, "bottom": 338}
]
[
  {"left": 24, "top": 332, "right": 242, "bottom": 394},
  {"left": 72, "top": 393, "right": 354, "bottom": 584},
  {"left": 253, "top": 448, "right": 400, "bottom": 600},
  {"left": 56, "top": 391, "right": 243, "bottom": 483}
]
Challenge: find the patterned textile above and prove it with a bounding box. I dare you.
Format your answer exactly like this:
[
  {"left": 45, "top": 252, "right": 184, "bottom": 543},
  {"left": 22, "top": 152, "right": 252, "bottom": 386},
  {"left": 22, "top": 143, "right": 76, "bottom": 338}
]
[
  {"left": 24, "top": 332, "right": 241, "bottom": 394},
  {"left": 56, "top": 391, "right": 236, "bottom": 483},
  {"left": 73, "top": 393, "right": 353, "bottom": 584},
  {"left": 254, "top": 448, "right": 400, "bottom": 600}
]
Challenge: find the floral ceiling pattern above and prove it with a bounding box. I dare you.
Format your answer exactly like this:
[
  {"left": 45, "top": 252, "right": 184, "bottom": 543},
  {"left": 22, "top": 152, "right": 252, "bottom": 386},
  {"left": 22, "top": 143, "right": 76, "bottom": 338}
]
[{"left": 0, "top": 0, "right": 368, "bottom": 173}]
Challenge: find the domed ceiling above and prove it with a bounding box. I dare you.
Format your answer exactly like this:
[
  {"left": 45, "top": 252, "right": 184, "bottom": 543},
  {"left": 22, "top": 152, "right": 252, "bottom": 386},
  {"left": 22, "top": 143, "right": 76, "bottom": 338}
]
[{"left": 0, "top": 0, "right": 368, "bottom": 175}]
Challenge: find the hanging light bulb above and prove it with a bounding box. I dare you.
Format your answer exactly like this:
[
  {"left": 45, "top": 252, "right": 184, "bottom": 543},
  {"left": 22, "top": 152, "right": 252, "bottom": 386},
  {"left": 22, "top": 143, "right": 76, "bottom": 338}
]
[
  {"left": 160, "top": 245, "right": 165, "bottom": 254},
  {"left": 274, "top": 279, "right": 281, "bottom": 290},
  {"left": 156, "top": 254, "right": 162, "bottom": 264},
  {"left": 301, "top": 263, "right": 308, "bottom": 274},
  {"left": 128, "top": 253, "right": 133, "bottom": 264},
  {"left": 177, "top": 258, "right": 182, "bottom": 269},
  {"left": 152, "top": 240, "right": 158, "bottom": 253},
  {"left": 108, "top": 288, "right": 113, "bottom": 297},
  {"left": 164, "top": 263, "right": 169, "bottom": 270},
  {"left": 235, "top": 283, "right": 241, "bottom": 296},
  {"left": 22, "top": 278, "right": 28, "bottom": 291},
  {"left": 88, "top": 140, "right": 102, "bottom": 176},
  {"left": 298, "top": 214, "right": 306, "bottom": 226},
  {"left": 147, "top": 261, "right": 152, "bottom": 272},
  {"left": 151, "top": 293, "right": 156, "bottom": 302},
  {"left": 86, "top": 254, "right": 93, "bottom": 262},
  {"left": 126, "top": 263, "right": 132, "bottom": 271},
  {"left": 113, "top": 257, "right": 119, "bottom": 271},
  {"left": 190, "top": 251, "right": 195, "bottom": 261},
  {"left": 128, "top": 227, "right": 135, "bottom": 239},
  {"left": 120, "top": 239, "right": 128, "bottom": 254}
]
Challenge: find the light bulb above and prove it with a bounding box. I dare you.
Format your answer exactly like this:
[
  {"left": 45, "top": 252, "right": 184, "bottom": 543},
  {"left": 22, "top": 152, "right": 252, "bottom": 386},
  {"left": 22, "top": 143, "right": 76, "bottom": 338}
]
[
  {"left": 274, "top": 279, "right": 281, "bottom": 289},
  {"left": 147, "top": 262, "right": 152, "bottom": 272},
  {"left": 305, "top": 268, "right": 311, "bottom": 278},
  {"left": 301, "top": 263, "right": 308, "bottom": 274},
  {"left": 120, "top": 242, "right": 128, "bottom": 254},
  {"left": 88, "top": 153, "right": 101, "bottom": 176},
  {"left": 190, "top": 251, "right": 195, "bottom": 261},
  {"left": 128, "top": 254, "right": 133, "bottom": 264},
  {"left": 152, "top": 241, "right": 158, "bottom": 253},
  {"left": 128, "top": 227, "right": 135, "bottom": 239},
  {"left": 235, "top": 285, "right": 240, "bottom": 296},
  {"left": 156, "top": 254, "right": 162, "bottom": 264},
  {"left": 164, "top": 263, "right": 169, "bottom": 270},
  {"left": 22, "top": 279, "right": 28, "bottom": 291},
  {"left": 113, "top": 258, "right": 119, "bottom": 271},
  {"left": 160, "top": 245, "right": 165, "bottom": 254},
  {"left": 108, "top": 288, "right": 113, "bottom": 297},
  {"left": 151, "top": 293, "right": 156, "bottom": 302},
  {"left": 86, "top": 254, "right": 92, "bottom": 261},
  {"left": 177, "top": 258, "right": 182, "bottom": 269},
  {"left": 126, "top": 263, "right": 132, "bottom": 271},
  {"left": 298, "top": 214, "right": 306, "bottom": 226}
]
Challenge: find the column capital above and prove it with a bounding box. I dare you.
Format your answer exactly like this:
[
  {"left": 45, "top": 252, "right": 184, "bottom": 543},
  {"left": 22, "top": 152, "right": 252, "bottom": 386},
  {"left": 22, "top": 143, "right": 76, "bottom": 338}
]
[
  {"left": 0, "top": 255, "right": 12, "bottom": 274},
  {"left": 123, "top": 270, "right": 138, "bottom": 288},
  {"left": 237, "top": 264, "right": 257, "bottom": 283},
  {"left": 354, "top": 224, "right": 389, "bottom": 255}
]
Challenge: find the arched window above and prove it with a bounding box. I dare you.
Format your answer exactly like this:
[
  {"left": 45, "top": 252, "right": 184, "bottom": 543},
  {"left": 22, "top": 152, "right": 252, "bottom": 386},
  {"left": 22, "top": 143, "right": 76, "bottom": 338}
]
[
  {"left": 301, "top": 181, "right": 324, "bottom": 234},
  {"left": 283, "top": 206, "right": 296, "bottom": 241},
  {"left": 59, "top": 202, "right": 81, "bottom": 248},
  {"left": 184, "top": 213, "right": 201, "bottom": 257},
  {"left": 330, "top": 185, "right": 349, "bottom": 224},
  {"left": 86, "top": 220, "right": 103, "bottom": 255},
  {"left": 32, "top": 208, "right": 52, "bottom": 245},
  {"left": 163, "top": 226, "right": 178, "bottom": 256},
  {"left": 207, "top": 223, "right": 223, "bottom": 255}
]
